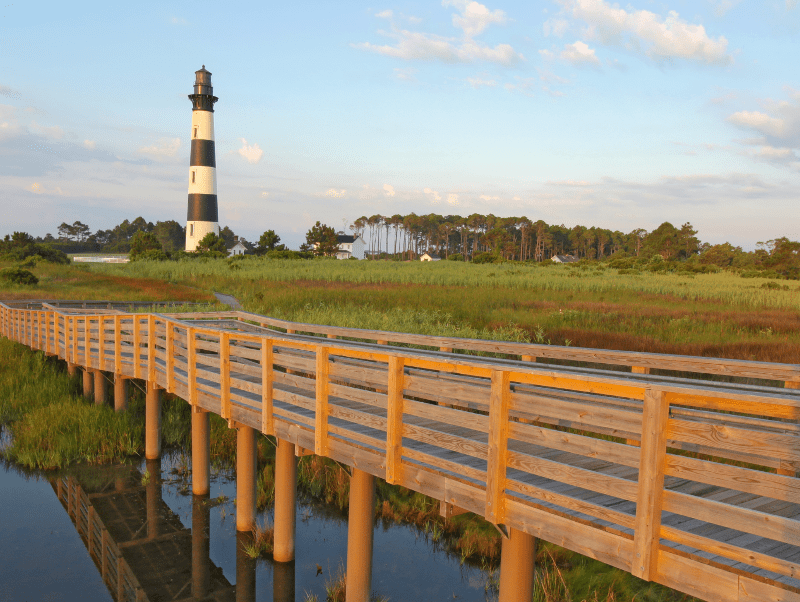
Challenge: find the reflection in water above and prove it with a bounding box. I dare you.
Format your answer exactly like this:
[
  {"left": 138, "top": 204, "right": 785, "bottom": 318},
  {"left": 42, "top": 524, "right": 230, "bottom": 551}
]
[
  {"left": 38, "top": 454, "right": 496, "bottom": 602},
  {"left": 50, "top": 463, "right": 236, "bottom": 602},
  {"left": 236, "top": 531, "right": 256, "bottom": 602},
  {"left": 273, "top": 559, "right": 296, "bottom": 602}
]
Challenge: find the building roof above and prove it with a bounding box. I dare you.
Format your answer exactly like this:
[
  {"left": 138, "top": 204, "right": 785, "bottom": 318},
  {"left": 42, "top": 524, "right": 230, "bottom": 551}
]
[
  {"left": 337, "top": 235, "right": 356, "bottom": 243},
  {"left": 228, "top": 238, "right": 253, "bottom": 251},
  {"left": 552, "top": 254, "right": 578, "bottom": 263}
]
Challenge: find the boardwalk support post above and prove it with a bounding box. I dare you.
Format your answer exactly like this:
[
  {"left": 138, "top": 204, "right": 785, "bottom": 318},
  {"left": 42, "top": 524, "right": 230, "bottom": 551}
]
[
  {"left": 82, "top": 368, "right": 94, "bottom": 399},
  {"left": 114, "top": 375, "right": 128, "bottom": 412},
  {"left": 67, "top": 362, "right": 77, "bottom": 377},
  {"left": 192, "top": 409, "right": 210, "bottom": 495},
  {"left": 236, "top": 424, "right": 257, "bottom": 532},
  {"left": 498, "top": 527, "right": 536, "bottom": 602},
  {"left": 94, "top": 370, "right": 107, "bottom": 405},
  {"left": 346, "top": 468, "right": 375, "bottom": 602},
  {"left": 145, "top": 381, "right": 162, "bottom": 460},
  {"left": 273, "top": 437, "right": 297, "bottom": 562}
]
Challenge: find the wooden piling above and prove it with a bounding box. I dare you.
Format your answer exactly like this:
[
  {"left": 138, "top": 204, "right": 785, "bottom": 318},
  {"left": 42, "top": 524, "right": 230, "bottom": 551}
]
[
  {"left": 273, "top": 437, "right": 297, "bottom": 562},
  {"left": 82, "top": 368, "right": 93, "bottom": 399},
  {"left": 498, "top": 527, "right": 536, "bottom": 602},
  {"left": 236, "top": 425, "right": 257, "bottom": 532},
  {"left": 192, "top": 409, "right": 210, "bottom": 496},
  {"left": 145, "top": 382, "right": 162, "bottom": 460},
  {"left": 93, "top": 370, "right": 106, "bottom": 405},
  {"left": 345, "top": 468, "right": 375, "bottom": 602},
  {"left": 113, "top": 375, "right": 128, "bottom": 412}
]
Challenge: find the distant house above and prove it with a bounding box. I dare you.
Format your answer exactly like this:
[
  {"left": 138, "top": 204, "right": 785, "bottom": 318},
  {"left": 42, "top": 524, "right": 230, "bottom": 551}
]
[
  {"left": 335, "top": 234, "right": 366, "bottom": 260},
  {"left": 420, "top": 252, "right": 441, "bottom": 262},
  {"left": 551, "top": 254, "right": 578, "bottom": 264},
  {"left": 228, "top": 237, "right": 253, "bottom": 257}
]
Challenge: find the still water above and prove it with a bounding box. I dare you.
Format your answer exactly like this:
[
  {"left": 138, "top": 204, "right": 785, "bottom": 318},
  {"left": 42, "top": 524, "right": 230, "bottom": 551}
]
[{"left": 0, "top": 450, "right": 498, "bottom": 602}]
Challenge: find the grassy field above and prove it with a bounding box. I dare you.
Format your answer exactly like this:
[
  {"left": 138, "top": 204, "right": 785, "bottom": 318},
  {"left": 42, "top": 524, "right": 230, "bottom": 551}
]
[{"left": 86, "top": 257, "right": 800, "bottom": 363}]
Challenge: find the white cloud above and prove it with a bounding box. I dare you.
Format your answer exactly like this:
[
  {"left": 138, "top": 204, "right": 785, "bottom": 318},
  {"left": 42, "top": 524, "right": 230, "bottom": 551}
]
[
  {"left": 513, "top": 196, "right": 521, "bottom": 201},
  {"left": 170, "top": 17, "right": 187, "bottom": 25},
  {"left": 424, "top": 187, "right": 442, "bottom": 202},
  {"left": 261, "top": 191, "right": 270, "bottom": 198},
  {"left": 394, "top": 67, "right": 418, "bottom": 82},
  {"left": 480, "top": 194, "right": 499, "bottom": 200},
  {"left": 376, "top": 9, "right": 393, "bottom": 19},
  {"left": 83, "top": 139, "right": 95, "bottom": 149},
  {"left": 467, "top": 76, "right": 497, "bottom": 88},
  {"left": 238, "top": 138, "right": 264, "bottom": 164},
  {"left": 559, "top": 0, "right": 732, "bottom": 65},
  {"left": 139, "top": 137, "right": 180, "bottom": 158},
  {"left": 28, "top": 182, "right": 65, "bottom": 195},
  {"left": 383, "top": 183, "right": 396, "bottom": 197},
  {"left": 355, "top": 0, "right": 522, "bottom": 65},
  {"left": 447, "top": 193, "right": 459, "bottom": 205},
  {"left": 708, "top": 0, "right": 744, "bottom": 16},
  {"left": 728, "top": 111, "right": 786, "bottom": 138},
  {"left": 29, "top": 121, "right": 64, "bottom": 139},
  {"left": 443, "top": 0, "right": 507, "bottom": 37},
  {"left": 325, "top": 189, "right": 347, "bottom": 198},
  {"left": 543, "top": 18, "right": 569, "bottom": 37},
  {"left": 560, "top": 41, "right": 600, "bottom": 66},
  {"left": 726, "top": 90, "right": 800, "bottom": 169}
]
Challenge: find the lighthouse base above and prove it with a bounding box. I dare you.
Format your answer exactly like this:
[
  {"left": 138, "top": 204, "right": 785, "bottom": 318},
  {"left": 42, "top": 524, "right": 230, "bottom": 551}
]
[{"left": 186, "top": 221, "right": 220, "bottom": 252}]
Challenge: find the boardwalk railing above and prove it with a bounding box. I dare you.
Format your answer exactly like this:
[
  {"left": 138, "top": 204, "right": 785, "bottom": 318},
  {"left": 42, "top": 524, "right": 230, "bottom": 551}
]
[{"left": 2, "top": 300, "right": 800, "bottom": 602}]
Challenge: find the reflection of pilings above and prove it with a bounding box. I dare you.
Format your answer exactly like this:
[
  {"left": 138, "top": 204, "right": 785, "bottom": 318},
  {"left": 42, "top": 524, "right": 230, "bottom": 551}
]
[
  {"left": 498, "top": 527, "right": 536, "bottom": 602},
  {"left": 146, "top": 458, "right": 161, "bottom": 539},
  {"left": 192, "top": 494, "right": 211, "bottom": 599},
  {"left": 273, "top": 437, "right": 297, "bottom": 562},
  {"left": 192, "top": 409, "right": 210, "bottom": 495},
  {"left": 236, "top": 531, "right": 256, "bottom": 602},
  {"left": 236, "top": 425, "right": 257, "bottom": 532},
  {"left": 346, "top": 468, "right": 375, "bottom": 602},
  {"left": 273, "top": 558, "right": 296, "bottom": 602},
  {"left": 145, "top": 382, "right": 161, "bottom": 459}
]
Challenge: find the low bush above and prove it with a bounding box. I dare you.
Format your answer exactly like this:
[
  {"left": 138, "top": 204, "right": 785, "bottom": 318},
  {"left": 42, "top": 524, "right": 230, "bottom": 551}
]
[{"left": 0, "top": 267, "right": 38, "bottom": 285}]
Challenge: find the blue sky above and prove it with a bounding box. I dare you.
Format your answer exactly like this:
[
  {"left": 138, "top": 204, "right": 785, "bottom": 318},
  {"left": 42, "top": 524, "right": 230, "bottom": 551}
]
[{"left": 1, "top": 0, "right": 798, "bottom": 250}]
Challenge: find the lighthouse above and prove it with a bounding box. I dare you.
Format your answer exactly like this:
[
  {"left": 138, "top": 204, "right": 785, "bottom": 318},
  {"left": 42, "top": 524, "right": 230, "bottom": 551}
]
[{"left": 185, "top": 66, "right": 220, "bottom": 251}]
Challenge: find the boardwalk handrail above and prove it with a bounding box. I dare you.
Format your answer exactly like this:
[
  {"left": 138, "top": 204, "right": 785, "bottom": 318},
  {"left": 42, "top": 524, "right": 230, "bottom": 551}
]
[{"left": 3, "top": 300, "right": 800, "bottom": 602}]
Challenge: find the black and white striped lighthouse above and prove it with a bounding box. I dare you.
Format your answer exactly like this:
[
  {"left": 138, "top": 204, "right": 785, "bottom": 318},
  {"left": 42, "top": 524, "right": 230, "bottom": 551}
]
[{"left": 185, "top": 65, "right": 220, "bottom": 251}]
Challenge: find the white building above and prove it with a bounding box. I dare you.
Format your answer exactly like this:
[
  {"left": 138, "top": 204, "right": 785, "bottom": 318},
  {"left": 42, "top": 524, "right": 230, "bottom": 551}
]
[
  {"left": 420, "top": 252, "right": 441, "bottom": 262},
  {"left": 552, "top": 254, "right": 578, "bottom": 263},
  {"left": 227, "top": 237, "right": 253, "bottom": 257},
  {"left": 335, "top": 235, "right": 366, "bottom": 260}
]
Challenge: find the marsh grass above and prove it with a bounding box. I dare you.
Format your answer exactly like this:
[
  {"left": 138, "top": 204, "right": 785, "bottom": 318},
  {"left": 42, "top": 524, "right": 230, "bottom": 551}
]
[{"left": 242, "top": 520, "right": 274, "bottom": 559}]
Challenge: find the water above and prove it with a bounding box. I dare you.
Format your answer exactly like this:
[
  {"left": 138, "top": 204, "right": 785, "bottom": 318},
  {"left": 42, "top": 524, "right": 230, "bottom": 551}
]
[{"left": 0, "top": 451, "right": 498, "bottom": 602}]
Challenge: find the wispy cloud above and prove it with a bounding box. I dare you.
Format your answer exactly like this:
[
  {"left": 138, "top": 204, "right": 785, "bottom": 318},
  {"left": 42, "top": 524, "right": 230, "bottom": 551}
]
[
  {"left": 238, "top": 138, "right": 263, "bottom": 164},
  {"left": 557, "top": 0, "right": 732, "bottom": 65},
  {"left": 354, "top": 0, "right": 522, "bottom": 65},
  {"left": 29, "top": 121, "right": 64, "bottom": 139},
  {"left": 424, "top": 187, "right": 442, "bottom": 202},
  {"left": 139, "top": 137, "right": 180, "bottom": 158},
  {"left": 559, "top": 41, "right": 600, "bottom": 67},
  {"left": 383, "top": 183, "right": 396, "bottom": 197},
  {"left": 324, "top": 189, "right": 347, "bottom": 198}
]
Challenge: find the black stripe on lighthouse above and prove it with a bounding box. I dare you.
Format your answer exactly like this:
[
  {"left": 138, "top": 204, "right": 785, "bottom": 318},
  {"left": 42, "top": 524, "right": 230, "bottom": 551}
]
[
  {"left": 190, "top": 139, "right": 216, "bottom": 167},
  {"left": 187, "top": 194, "right": 219, "bottom": 222}
]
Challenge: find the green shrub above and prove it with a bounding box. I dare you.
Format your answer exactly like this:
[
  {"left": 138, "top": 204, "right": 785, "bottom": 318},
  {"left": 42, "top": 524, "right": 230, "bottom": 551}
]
[{"left": 0, "top": 267, "right": 38, "bottom": 285}]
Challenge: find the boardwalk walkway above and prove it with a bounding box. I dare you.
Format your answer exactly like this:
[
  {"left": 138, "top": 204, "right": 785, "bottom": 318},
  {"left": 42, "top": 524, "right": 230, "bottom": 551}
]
[{"left": 2, "top": 299, "right": 800, "bottom": 602}]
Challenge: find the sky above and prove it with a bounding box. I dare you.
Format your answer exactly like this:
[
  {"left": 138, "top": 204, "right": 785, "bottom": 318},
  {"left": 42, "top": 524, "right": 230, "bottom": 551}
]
[{"left": 1, "top": 0, "right": 798, "bottom": 250}]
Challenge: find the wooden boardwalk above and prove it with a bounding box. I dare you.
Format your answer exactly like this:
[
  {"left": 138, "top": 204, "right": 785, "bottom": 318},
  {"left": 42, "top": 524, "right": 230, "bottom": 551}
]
[{"left": 3, "top": 299, "right": 800, "bottom": 602}]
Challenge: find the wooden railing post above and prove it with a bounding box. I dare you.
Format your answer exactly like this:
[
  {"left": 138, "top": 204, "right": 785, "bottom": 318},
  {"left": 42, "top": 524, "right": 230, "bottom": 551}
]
[
  {"left": 98, "top": 316, "right": 105, "bottom": 371},
  {"left": 632, "top": 388, "right": 669, "bottom": 581},
  {"left": 114, "top": 316, "right": 122, "bottom": 375},
  {"left": 147, "top": 315, "right": 156, "bottom": 384},
  {"left": 486, "top": 370, "right": 511, "bottom": 526},
  {"left": 220, "top": 332, "right": 230, "bottom": 421},
  {"left": 261, "top": 339, "right": 274, "bottom": 436},
  {"left": 166, "top": 321, "right": 174, "bottom": 393},
  {"left": 779, "top": 380, "right": 800, "bottom": 475},
  {"left": 315, "top": 346, "right": 329, "bottom": 456},
  {"left": 385, "top": 355, "right": 405, "bottom": 485},
  {"left": 71, "top": 316, "right": 78, "bottom": 364},
  {"left": 188, "top": 328, "right": 197, "bottom": 407},
  {"left": 133, "top": 317, "right": 142, "bottom": 379}
]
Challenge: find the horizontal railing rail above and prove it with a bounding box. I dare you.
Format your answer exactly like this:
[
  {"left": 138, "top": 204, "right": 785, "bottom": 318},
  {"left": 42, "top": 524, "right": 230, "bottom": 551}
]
[{"left": 3, "top": 300, "right": 800, "bottom": 602}]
